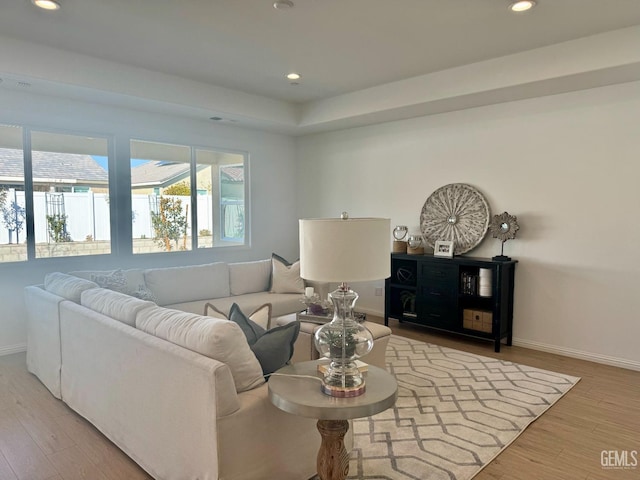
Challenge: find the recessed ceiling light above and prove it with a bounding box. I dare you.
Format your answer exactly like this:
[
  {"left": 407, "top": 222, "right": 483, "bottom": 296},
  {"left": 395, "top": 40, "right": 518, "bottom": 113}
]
[
  {"left": 32, "top": 0, "right": 61, "bottom": 11},
  {"left": 273, "top": 0, "right": 294, "bottom": 10},
  {"left": 286, "top": 73, "right": 301, "bottom": 81},
  {"left": 509, "top": 1, "right": 536, "bottom": 12}
]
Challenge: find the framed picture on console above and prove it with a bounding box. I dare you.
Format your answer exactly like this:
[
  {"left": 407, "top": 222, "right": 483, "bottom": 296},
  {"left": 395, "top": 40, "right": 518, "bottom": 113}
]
[{"left": 434, "top": 240, "right": 454, "bottom": 258}]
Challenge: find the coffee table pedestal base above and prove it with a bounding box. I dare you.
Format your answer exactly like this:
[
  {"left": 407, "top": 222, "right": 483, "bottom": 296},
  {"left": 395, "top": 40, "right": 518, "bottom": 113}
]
[{"left": 316, "top": 420, "right": 350, "bottom": 480}]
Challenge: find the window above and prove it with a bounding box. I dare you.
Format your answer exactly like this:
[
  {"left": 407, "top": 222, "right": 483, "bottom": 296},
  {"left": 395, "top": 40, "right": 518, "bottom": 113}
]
[
  {"left": 0, "top": 124, "right": 248, "bottom": 263},
  {"left": 196, "top": 149, "right": 245, "bottom": 247},
  {"left": 31, "top": 131, "right": 110, "bottom": 258},
  {"left": 0, "top": 125, "right": 26, "bottom": 262},
  {"left": 131, "top": 140, "right": 247, "bottom": 254},
  {"left": 0, "top": 128, "right": 111, "bottom": 262}
]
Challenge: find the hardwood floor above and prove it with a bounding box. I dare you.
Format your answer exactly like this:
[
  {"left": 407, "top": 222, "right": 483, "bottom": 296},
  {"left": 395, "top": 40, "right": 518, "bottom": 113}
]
[
  {"left": 0, "top": 317, "right": 638, "bottom": 479},
  {"left": 0, "top": 352, "right": 151, "bottom": 480}
]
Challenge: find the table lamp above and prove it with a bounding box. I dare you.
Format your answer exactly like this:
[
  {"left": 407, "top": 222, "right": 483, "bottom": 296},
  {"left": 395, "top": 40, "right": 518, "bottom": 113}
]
[{"left": 299, "top": 213, "right": 390, "bottom": 397}]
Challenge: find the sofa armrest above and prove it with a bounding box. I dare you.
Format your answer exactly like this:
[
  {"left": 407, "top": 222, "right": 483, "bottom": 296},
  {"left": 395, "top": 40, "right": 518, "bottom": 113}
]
[
  {"left": 60, "top": 302, "right": 239, "bottom": 480},
  {"left": 24, "top": 285, "right": 66, "bottom": 398}
]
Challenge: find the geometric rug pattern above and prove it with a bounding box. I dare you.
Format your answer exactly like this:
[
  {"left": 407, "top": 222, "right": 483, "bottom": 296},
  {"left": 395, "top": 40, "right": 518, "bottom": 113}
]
[{"left": 348, "top": 335, "right": 580, "bottom": 480}]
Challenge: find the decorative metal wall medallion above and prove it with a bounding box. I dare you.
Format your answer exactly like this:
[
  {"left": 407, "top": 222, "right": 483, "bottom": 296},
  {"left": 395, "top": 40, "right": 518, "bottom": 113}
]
[{"left": 420, "top": 183, "right": 490, "bottom": 255}]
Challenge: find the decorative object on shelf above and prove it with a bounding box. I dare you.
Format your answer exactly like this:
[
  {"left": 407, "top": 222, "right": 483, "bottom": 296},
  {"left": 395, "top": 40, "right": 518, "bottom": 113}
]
[
  {"left": 420, "top": 183, "right": 490, "bottom": 255},
  {"left": 400, "top": 291, "right": 416, "bottom": 317},
  {"left": 354, "top": 311, "right": 367, "bottom": 322},
  {"left": 396, "top": 267, "right": 415, "bottom": 285},
  {"left": 393, "top": 225, "right": 408, "bottom": 240},
  {"left": 489, "top": 211, "right": 519, "bottom": 261},
  {"left": 434, "top": 240, "right": 454, "bottom": 258},
  {"left": 478, "top": 268, "right": 492, "bottom": 297},
  {"left": 299, "top": 214, "right": 390, "bottom": 397},
  {"left": 406, "top": 234, "right": 424, "bottom": 255},
  {"left": 461, "top": 271, "right": 478, "bottom": 295},
  {"left": 392, "top": 225, "right": 408, "bottom": 253},
  {"left": 300, "top": 291, "right": 333, "bottom": 316}
]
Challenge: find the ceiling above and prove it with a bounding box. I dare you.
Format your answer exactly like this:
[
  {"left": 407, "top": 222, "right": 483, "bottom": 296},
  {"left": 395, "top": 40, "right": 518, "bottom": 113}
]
[{"left": 1, "top": 0, "right": 640, "bottom": 132}]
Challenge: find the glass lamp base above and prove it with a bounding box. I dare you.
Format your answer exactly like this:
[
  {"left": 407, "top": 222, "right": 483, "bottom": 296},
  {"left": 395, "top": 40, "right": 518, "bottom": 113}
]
[
  {"left": 321, "top": 380, "right": 366, "bottom": 397},
  {"left": 314, "top": 285, "right": 373, "bottom": 397},
  {"left": 321, "top": 360, "right": 366, "bottom": 397}
]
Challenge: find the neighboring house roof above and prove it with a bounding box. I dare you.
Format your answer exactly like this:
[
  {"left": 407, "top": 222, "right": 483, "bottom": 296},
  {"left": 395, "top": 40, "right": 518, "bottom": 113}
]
[
  {"left": 131, "top": 161, "right": 244, "bottom": 188},
  {"left": 131, "top": 161, "right": 190, "bottom": 188},
  {"left": 0, "top": 149, "right": 244, "bottom": 189},
  {"left": 221, "top": 165, "right": 243, "bottom": 183},
  {"left": 0, "top": 148, "right": 108, "bottom": 184}
]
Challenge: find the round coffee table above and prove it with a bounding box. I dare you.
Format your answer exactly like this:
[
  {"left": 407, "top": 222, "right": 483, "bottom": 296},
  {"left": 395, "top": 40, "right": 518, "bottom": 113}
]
[{"left": 268, "top": 360, "right": 398, "bottom": 480}]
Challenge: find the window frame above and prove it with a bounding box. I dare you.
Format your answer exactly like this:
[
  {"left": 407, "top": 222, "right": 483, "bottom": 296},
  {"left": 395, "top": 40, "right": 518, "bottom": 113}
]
[
  {"left": 0, "top": 122, "right": 251, "bottom": 265},
  {"left": 0, "top": 124, "right": 116, "bottom": 263},
  {"left": 129, "top": 138, "right": 250, "bottom": 255}
]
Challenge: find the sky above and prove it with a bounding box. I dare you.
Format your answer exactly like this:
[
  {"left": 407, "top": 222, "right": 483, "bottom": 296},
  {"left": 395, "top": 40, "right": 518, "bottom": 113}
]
[{"left": 92, "top": 156, "right": 148, "bottom": 171}]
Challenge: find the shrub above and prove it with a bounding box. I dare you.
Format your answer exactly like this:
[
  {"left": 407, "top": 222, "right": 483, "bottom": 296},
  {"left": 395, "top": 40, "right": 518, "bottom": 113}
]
[{"left": 151, "top": 196, "right": 188, "bottom": 251}]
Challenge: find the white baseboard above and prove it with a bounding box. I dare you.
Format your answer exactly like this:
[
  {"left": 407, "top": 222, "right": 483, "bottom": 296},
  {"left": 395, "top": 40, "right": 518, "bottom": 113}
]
[
  {"left": 512, "top": 338, "right": 640, "bottom": 371},
  {"left": 0, "top": 343, "right": 27, "bottom": 356}
]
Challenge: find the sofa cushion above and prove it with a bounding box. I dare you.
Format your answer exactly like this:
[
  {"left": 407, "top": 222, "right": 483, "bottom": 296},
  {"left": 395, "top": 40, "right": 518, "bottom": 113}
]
[
  {"left": 228, "top": 260, "right": 271, "bottom": 296},
  {"left": 135, "top": 306, "right": 264, "bottom": 392},
  {"left": 270, "top": 254, "right": 304, "bottom": 294},
  {"left": 251, "top": 321, "right": 300, "bottom": 376},
  {"left": 81, "top": 288, "right": 155, "bottom": 327},
  {"left": 44, "top": 272, "right": 98, "bottom": 303},
  {"left": 144, "top": 263, "right": 230, "bottom": 306}
]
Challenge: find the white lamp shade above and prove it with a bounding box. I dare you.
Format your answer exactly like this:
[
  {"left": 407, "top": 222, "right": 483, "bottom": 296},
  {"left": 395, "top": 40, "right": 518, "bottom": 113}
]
[{"left": 299, "top": 217, "right": 390, "bottom": 282}]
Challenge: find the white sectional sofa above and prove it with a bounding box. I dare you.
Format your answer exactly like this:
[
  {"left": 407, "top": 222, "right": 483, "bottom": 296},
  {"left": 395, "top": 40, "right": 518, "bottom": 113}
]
[{"left": 24, "top": 259, "right": 332, "bottom": 480}]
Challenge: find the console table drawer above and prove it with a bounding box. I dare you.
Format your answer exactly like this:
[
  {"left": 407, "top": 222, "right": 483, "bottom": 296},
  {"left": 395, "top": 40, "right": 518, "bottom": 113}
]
[
  {"left": 420, "top": 263, "right": 457, "bottom": 282},
  {"left": 420, "top": 284, "right": 455, "bottom": 301},
  {"left": 420, "top": 304, "right": 457, "bottom": 326}
]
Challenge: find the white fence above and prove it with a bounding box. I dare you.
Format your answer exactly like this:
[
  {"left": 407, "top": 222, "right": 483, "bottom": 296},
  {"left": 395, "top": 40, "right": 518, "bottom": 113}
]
[{"left": 0, "top": 190, "right": 213, "bottom": 244}]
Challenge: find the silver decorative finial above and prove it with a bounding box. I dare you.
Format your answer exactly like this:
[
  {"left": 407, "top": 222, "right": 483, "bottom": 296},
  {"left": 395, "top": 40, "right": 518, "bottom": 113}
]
[{"left": 341, "top": 211, "right": 349, "bottom": 219}]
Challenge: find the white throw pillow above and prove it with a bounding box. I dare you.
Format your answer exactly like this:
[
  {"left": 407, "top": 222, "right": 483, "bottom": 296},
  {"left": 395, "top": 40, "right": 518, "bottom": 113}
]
[
  {"left": 204, "top": 302, "right": 272, "bottom": 330},
  {"left": 228, "top": 260, "right": 271, "bottom": 296},
  {"left": 44, "top": 272, "right": 98, "bottom": 303},
  {"left": 136, "top": 306, "right": 264, "bottom": 393},
  {"left": 70, "top": 268, "right": 154, "bottom": 300},
  {"left": 269, "top": 254, "right": 304, "bottom": 294}
]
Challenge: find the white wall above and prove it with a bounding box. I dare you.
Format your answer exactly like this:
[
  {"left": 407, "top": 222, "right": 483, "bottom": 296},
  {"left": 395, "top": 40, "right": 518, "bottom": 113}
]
[
  {"left": 296, "top": 81, "right": 640, "bottom": 369},
  {"left": 0, "top": 90, "right": 299, "bottom": 354}
]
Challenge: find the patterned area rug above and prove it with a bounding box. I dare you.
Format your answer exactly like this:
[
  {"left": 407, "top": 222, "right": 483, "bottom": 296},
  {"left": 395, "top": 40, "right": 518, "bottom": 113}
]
[{"left": 348, "top": 335, "right": 580, "bottom": 480}]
